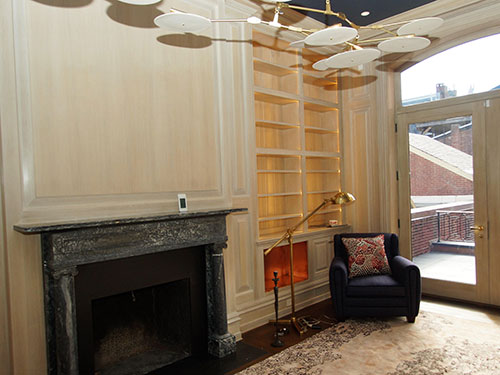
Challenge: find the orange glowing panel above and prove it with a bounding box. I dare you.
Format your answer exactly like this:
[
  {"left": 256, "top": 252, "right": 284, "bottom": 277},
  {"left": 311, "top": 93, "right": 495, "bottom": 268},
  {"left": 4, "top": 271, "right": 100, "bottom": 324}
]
[{"left": 264, "top": 241, "right": 308, "bottom": 292}]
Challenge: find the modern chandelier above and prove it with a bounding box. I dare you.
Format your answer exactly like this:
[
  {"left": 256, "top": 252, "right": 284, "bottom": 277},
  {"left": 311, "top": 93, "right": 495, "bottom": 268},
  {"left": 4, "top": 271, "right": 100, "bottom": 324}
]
[{"left": 118, "top": 0, "right": 443, "bottom": 70}]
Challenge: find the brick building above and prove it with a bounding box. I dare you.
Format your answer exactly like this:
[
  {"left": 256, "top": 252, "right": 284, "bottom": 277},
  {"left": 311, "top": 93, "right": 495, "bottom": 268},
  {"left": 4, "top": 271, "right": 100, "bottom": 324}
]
[{"left": 409, "top": 133, "right": 473, "bottom": 197}]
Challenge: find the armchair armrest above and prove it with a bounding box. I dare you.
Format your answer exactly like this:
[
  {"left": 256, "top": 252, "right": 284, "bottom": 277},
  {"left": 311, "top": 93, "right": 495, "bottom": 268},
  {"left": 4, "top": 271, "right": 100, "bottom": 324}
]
[
  {"left": 390, "top": 255, "right": 421, "bottom": 319},
  {"left": 331, "top": 257, "right": 348, "bottom": 284},
  {"left": 390, "top": 255, "right": 420, "bottom": 285},
  {"left": 329, "top": 257, "right": 348, "bottom": 321}
]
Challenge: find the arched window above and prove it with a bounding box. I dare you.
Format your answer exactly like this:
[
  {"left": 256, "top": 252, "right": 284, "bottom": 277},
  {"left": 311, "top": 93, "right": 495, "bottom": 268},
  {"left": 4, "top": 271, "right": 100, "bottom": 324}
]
[{"left": 401, "top": 33, "right": 500, "bottom": 106}]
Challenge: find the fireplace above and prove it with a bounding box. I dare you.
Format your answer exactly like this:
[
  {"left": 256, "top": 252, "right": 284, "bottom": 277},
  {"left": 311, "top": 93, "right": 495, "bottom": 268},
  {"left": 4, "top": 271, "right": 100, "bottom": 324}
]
[{"left": 14, "top": 209, "right": 243, "bottom": 375}]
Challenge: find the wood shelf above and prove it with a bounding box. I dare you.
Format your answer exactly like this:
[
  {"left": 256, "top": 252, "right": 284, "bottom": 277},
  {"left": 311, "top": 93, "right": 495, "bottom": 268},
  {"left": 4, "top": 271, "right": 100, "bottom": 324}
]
[
  {"left": 303, "top": 74, "right": 338, "bottom": 87},
  {"left": 306, "top": 170, "right": 341, "bottom": 174},
  {"left": 258, "top": 213, "right": 302, "bottom": 222},
  {"left": 254, "top": 58, "right": 298, "bottom": 77},
  {"left": 307, "top": 190, "right": 339, "bottom": 195},
  {"left": 256, "top": 120, "right": 299, "bottom": 130},
  {"left": 256, "top": 148, "right": 301, "bottom": 156},
  {"left": 304, "top": 101, "right": 337, "bottom": 112},
  {"left": 304, "top": 126, "right": 338, "bottom": 134},
  {"left": 254, "top": 88, "right": 299, "bottom": 104},
  {"left": 258, "top": 192, "right": 302, "bottom": 197},
  {"left": 257, "top": 169, "right": 301, "bottom": 174},
  {"left": 303, "top": 151, "right": 341, "bottom": 158}
]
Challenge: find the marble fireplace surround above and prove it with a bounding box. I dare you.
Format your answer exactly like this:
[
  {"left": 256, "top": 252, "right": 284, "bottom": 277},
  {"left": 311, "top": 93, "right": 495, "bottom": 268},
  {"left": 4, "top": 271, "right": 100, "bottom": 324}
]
[{"left": 14, "top": 208, "right": 244, "bottom": 375}]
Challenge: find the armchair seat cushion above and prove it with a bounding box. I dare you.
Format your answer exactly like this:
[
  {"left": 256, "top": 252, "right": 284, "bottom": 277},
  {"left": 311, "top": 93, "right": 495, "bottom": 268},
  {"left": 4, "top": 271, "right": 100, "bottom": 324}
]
[{"left": 346, "top": 275, "right": 405, "bottom": 297}]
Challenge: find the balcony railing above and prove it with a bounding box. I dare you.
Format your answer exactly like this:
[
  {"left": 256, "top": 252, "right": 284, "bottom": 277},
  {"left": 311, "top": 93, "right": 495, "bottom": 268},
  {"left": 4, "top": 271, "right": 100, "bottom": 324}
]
[{"left": 436, "top": 209, "right": 474, "bottom": 243}]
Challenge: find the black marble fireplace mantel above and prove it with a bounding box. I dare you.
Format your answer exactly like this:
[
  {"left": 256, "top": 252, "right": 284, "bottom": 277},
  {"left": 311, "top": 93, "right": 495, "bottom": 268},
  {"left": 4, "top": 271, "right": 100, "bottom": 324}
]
[{"left": 14, "top": 208, "right": 246, "bottom": 375}]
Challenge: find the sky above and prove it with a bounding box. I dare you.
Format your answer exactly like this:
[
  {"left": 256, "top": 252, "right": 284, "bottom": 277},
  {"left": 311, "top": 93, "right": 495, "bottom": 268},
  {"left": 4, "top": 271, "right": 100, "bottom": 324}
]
[{"left": 401, "top": 33, "right": 500, "bottom": 101}]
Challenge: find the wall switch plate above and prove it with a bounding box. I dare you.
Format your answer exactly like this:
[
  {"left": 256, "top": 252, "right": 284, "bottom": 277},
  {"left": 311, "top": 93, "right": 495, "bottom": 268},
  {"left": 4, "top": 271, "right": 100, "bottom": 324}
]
[{"left": 177, "top": 194, "right": 187, "bottom": 212}]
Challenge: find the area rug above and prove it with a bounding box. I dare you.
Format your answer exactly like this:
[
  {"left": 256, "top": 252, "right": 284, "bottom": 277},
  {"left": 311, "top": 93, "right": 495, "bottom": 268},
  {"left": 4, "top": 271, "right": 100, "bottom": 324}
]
[{"left": 237, "top": 310, "right": 500, "bottom": 375}]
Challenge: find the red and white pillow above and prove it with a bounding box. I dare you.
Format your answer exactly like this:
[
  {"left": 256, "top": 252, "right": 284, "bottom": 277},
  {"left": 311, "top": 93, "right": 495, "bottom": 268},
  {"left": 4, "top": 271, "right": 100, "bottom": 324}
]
[{"left": 342, "top": 235, "right": 392, "bottom": 278}]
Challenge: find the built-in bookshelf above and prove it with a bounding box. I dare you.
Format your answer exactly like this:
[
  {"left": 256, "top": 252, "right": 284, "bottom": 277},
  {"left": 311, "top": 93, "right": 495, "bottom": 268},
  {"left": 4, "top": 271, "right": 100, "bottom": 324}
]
[{"left": 253, "top": 31, "right": 343, "bottom": 240}]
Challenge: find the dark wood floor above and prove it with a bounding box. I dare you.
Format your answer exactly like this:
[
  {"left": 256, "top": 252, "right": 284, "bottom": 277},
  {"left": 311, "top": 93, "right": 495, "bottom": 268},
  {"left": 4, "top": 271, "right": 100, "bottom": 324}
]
[{"left": 152, "top": 299, "right": 336, "bottom": 375}]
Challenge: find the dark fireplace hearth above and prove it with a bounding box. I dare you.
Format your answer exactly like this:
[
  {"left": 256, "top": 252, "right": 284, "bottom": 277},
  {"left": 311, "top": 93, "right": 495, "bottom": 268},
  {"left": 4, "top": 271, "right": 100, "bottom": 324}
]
[{"left": 14, "top": 209, "right": 243, "bottom": 375}]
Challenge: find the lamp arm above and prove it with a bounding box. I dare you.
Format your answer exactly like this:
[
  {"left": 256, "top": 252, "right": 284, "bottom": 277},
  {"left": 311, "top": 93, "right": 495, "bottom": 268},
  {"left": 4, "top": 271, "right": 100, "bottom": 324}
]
[
  {"left": 264, "top": 230, "right": 291, "bottom": 256},
  {"left": 289, "top": 198, "right": 330, "bottom": 233},
  {"left": 264, "top": 198, "right": 332, "bottom": 256}
]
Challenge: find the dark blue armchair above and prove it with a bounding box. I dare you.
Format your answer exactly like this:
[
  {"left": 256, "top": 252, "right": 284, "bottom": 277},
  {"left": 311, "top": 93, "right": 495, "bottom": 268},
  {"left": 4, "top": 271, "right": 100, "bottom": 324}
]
[{"left": 329, "top": 233, "right": 421, "bottom": 323}]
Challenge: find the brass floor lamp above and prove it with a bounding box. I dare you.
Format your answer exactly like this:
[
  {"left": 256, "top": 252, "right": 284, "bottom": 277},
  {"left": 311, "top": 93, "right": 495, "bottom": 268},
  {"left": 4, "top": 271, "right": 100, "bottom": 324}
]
[{"left": 264, "top": 191, "right": 356, "bottom": 334}]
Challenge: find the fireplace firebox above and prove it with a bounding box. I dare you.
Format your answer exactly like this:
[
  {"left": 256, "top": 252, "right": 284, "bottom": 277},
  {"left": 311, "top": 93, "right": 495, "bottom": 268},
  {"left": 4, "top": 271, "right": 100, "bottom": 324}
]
[
  {"left": 75, "top": 247, "right": 207, "bottom": 374},
  {"left": 14, "top": 209, "right": 243, "bottom": 375}
]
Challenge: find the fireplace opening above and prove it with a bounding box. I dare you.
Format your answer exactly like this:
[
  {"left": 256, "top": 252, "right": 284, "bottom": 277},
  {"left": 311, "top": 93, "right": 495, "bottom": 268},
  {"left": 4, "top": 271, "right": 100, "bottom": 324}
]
[
  {"left": 92, "top": 280, "right": 191, "bottom": 375},
  {"left": 75, "top": 247, "right": 207, "bottom": 375}
]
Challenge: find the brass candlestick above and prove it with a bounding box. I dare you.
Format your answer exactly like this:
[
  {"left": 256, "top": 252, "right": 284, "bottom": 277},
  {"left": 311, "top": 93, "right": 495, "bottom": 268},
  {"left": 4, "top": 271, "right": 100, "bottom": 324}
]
[{"left": 271, "top": 271, "right": 284, "bottom": 347}]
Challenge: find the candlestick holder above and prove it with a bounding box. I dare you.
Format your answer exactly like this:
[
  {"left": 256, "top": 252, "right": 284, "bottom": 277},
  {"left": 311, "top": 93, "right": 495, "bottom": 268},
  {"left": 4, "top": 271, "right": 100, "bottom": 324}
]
[{"left": 271, "top": 271, "right": 284, "bottom": 347}]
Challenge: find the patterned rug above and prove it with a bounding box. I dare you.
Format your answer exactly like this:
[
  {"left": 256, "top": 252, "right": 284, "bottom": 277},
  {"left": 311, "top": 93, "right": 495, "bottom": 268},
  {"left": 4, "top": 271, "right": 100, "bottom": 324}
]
[{"left": 237, "top": 310, "right": 500, "bottom": 375}]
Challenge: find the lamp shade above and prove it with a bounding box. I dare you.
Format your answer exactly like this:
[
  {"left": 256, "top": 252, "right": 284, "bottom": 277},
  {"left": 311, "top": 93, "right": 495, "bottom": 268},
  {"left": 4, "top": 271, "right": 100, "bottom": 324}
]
[
  {"left": 117, "top": 0, "right": 161, "bottom": 4},
  {"left": 154, "top": 12, "right": 212, "bottom": 32},
  {"left": 304, "top": 26, "right": 358, "bottom": 46},
  {"left": 397, "top": 17, "right": 444, "bottom": 36},
  {"left": 331, "top": 192, "right": 356, "bottom": 205},
  {"left": 378, "top": 36, "right": 430, "bottom": 53},
  {"left": 326, "top": 48, "right": 380, "bottom": 69}
]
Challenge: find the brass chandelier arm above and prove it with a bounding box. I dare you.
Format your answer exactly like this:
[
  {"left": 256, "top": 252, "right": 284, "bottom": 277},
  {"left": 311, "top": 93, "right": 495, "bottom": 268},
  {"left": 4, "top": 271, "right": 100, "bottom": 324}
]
[
  {"left": 356, "top": 34, "right": 416, "bottom": 44},
  {"left": 280, "top": 1, "right": 360, "bottom": 30},
  {"left": 345, "top": 41, "right": 362, "bottom": 50},
  {"left": 360, "top": 25, "right": 399, "bottom": 37}
]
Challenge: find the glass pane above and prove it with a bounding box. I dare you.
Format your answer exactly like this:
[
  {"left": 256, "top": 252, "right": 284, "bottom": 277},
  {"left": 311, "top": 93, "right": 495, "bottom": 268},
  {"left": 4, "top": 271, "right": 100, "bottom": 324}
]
[
  {"left": 401, "top": 33, "right": 500, "bottom": 106},
  {"left": 408, "top": 116, "right": 476, "bottom": 284}
]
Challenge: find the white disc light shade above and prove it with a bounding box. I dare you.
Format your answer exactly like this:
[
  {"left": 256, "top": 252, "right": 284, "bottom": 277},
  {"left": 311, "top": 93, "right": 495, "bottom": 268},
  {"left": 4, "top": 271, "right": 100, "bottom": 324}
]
[
  {"left": 397, "top": 17, "right": 444, "bottom": 36},
  {"left": 312, "top": 58, "right": 329, "bottom": 71},
  {"left": 304, "top": 26, "right": 358, "bottom": 46},
  {"left": 154, "top": 12, "right": 212, "bottom": 33},
  {"left": 117, "top": 0, "right": 161, "bottom": 4},
  {"left": 378, "top": 36, "right": 430, "bottom": 53},
  {"left": 326, "top": 48, "right": 381, "bottom": 69}
]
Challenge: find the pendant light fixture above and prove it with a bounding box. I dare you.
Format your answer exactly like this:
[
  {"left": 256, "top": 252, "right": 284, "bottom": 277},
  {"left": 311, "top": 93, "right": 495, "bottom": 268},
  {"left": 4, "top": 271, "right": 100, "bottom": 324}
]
[{"left": 119, "top": 0, "right": 443, "bottom": 70}]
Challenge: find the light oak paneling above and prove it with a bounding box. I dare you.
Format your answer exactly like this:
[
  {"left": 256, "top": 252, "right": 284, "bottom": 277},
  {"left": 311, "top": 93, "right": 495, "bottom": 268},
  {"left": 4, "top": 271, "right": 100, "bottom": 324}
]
[
  {"left": 229, "top": 24, "right": 253, "bottom": 197},
  {"left": 1, "top": 0, "right": 48, "bottom": 372},
  {"left": 27, "top": 0, "right": 219, "bottom": 198},
  {"left": 340, "top": 63, "right": 387, "bottom": 234},
  {"left": 232, "top": 214, "right": 255, "bottom": 301},
  {"left": 311, "top": 237, "right": 332, "bottom": 275}
]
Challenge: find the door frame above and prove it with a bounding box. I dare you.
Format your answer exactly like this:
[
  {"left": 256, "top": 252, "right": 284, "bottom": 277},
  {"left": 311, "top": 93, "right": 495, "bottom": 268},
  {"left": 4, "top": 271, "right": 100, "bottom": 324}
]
[{"left": 396, "top": 93, "right": 495, "bottom": 304}]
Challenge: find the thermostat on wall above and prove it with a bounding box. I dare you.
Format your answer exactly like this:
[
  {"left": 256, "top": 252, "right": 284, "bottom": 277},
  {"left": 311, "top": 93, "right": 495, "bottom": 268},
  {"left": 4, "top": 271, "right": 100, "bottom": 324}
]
[{"left": 178, "top": 194, "right": 188, "bottom": 212}]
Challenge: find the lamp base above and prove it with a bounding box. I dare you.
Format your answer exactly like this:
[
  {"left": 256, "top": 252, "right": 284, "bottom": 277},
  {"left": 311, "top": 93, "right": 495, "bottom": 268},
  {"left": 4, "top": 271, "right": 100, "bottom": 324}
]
[{"left": 269, "top": 316, "right": 307, "bottom": 335}]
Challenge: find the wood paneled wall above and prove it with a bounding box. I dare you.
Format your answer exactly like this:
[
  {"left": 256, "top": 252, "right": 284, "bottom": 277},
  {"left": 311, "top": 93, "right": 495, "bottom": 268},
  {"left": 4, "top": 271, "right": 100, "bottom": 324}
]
[{"left": 340, "top": 64, "right": 397, "bottom": 234}]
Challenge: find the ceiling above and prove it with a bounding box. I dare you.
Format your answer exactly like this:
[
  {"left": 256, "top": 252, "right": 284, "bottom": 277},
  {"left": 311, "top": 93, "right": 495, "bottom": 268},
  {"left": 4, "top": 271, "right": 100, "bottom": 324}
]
[{"left": 287, "top": 0, "right": 436, "bottom": 26}]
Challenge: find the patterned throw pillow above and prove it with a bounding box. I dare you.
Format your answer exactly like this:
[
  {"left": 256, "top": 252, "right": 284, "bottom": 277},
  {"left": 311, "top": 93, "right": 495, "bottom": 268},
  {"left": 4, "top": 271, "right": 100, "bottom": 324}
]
[{"left": 342, "top": 235, "right": 392, "bottom": 278}]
